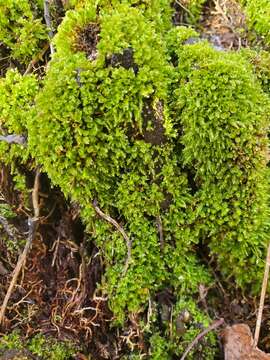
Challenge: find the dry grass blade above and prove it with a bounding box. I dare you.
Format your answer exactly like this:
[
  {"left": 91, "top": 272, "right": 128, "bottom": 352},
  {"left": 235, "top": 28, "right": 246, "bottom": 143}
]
[
  {"left": 253, "top": 242, "right": 270, "bottom": 348},
  {"left": 92, "top": 200, "right": 132, "bottom": 274},
  {"left": 180, "top": 318, "right": 224, "bottom": 360}
]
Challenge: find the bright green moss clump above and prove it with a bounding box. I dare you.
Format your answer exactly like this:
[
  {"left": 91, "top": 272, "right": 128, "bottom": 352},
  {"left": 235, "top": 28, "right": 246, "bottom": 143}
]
[
  {"left": 0, "top": 0, "right": 47, "bottom": 64},
  {"left": 169, "top": 35, "right": 270, "bottom": 289},
  {"left": 25, "top": 1, "right": 270, "bottom": 357},
  {"left": 0, "top": 69, "right": 38, "bottom": 194},
  {"left": 0, "top": 331, "right": 76, "bottom": 360}
]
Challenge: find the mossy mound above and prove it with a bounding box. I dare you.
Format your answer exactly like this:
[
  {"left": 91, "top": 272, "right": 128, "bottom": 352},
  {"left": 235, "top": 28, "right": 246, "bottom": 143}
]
[{"left": 0, "top": 0, "right": 270, "bottom": 358}]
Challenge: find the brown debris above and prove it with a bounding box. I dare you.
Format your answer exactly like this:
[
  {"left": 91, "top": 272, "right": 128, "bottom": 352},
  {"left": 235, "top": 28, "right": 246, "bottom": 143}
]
[
  {"left": 74, "top": 23, "right": 100, "bottom": 60},
  {"left": 200, "top": 0, "right": 248, "bottom": 49},
  {"left": 221, "top": 324, "right": 270, "bottom": 360},
  {"left": 0, "top": 349, "right": 35, "bottom": 359}
]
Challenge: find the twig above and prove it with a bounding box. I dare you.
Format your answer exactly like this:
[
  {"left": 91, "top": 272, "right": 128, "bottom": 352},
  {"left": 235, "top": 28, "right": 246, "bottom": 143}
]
[
  {"left": 0, "top": 134, "right": 27, "bottom": 145},
  {"left": 24, "top": 43, "right": 50, "bottom": 75},
  {"left": 44, "top": 0, "right": 55, "bottom": 55},
  {"left": 156, "top": 215, "right": 164, "bottom": 250},
  {"left": 253, "top": 242, "right": 270, "bottom": 348},
  {"left": 0, "top": 168, "right": 41, "bottom": 325},
  {"left": 180, "top": 318, "right": 224, "bottom": 360},
  {"left": 175, "top": 0, "right": 195, "bottom": 20},
  {"left": 92, "top": 200, "right": 132, "bottom": 274}
]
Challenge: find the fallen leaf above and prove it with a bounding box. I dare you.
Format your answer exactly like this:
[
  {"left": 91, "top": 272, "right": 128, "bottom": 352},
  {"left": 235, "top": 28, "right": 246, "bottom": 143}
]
[{"left": 221, "top": 324, "right": 270, "bottom": 360}]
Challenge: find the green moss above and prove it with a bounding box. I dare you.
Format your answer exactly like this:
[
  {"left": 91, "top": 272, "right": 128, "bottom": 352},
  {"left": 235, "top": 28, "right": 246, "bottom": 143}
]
[
  {"left": 0, "top": 1, "right": 270, "bottom": 358},
  {"left": 0, "top": 203, "right": 16, "bottom": 219},
  {"left": 183, "top": 0, "right": 206, "bottom": 24},
  {"left": 144, "top": 296, "right": 216, "bottom": 359},
  {"left": 27, "top": 334, "right": 76, "bottom": 360},
  {"left": 241, "top": 48, "right": 270, "bottom": 94},
  {"left": 0, "top": 331, "right": 76, "bottom": 360},
  {"left": 171, "top": 38, "right": 270, "bottom": 290},
  {"left": 0, "top": 69, "right": 38, "bottom": 161},
  {"left": 0, "top": 0, "right": 47, "bottom": 64},
  {"left": 0, "top": 69, "right": 38, "bottom": 199},
  {"left": 241, "top": 0, "right": 270, "bottom": 46},
  {"left": 0, "top": 331, "right": 23, "bottom": 351},
  {"left": 26, "top": 0, "right": 269, "bottom": 336}
]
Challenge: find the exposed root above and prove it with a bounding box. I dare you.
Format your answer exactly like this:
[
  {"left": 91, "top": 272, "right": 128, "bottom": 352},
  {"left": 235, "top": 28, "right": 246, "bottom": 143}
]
[
  {"left": 180, "top": 318, "right": 224, "bottom": 360},
  {"left": 92, "top": 200, "right": 132, "bottom": 275},
  {"left": 0, "top": 168, "right": 41, "bottom": 326}
]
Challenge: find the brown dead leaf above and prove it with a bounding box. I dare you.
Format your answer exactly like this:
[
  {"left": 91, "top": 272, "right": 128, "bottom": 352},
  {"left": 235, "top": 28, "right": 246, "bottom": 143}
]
[{"left": 221, "top": 324, "right": 270, "bottom": 360}]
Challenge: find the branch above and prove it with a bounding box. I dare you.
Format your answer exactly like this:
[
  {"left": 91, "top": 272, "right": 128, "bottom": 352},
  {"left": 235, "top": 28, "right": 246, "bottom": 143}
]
[
  {"left": 24, "top": 43, "right": 50, "bottom": 75},
  {"left": 156, "top": 215, "right": 164, "bottom": 250},
  {"left": 0, "top": 134, "right": 27, "bottom": 145},
  {"left": 253, "top": 242, "right": 270, "bottom": 348},
  {"left": 180, "top": 318, "right": 224, "bottom": 360},
  {"left": 0, "top": 167, "right": 41, "bottom": 326},
  {"left": 92, "top": 200, "right": 132, "bottom": 274},
  {"left": 44, "top": 0, "right": 55, "bottom": 55}
]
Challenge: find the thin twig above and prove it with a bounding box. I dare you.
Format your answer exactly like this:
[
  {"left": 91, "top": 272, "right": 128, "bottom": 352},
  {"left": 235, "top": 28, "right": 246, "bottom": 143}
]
[
  {"left": 24, "top": 43, "right": 50, "bottom": 75},
  {"left": 156, "top": 215, "right": 164, "bottom": 250},
  {"left": 92, "top": 200, "right": 132, "bottom": 274},
  {"left": 175, "top": 0, "right": 195, "bottom": 20},
  {"left": 0, "top": 134, "right": 27, "bottom": 145},
  {"left": 0, "top": 168, "right": 41, "bottom": 325},
  {"left": 253, "top": 242, "right": 270, "bottom": 348},
  {"left": 180, "top": 318, "right": 224, "bottom": 360},
  {"left": 44, "top": 0, "right": 55, "bottom": 55}
]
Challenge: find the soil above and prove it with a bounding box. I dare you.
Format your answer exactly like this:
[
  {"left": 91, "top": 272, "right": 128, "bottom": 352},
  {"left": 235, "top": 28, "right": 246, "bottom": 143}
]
[
  {"left": 142, "top": 98, "right": 166, "bottom": 145},
  {"left": 105, "top": 48, "right": 139, "bottom": 74}
]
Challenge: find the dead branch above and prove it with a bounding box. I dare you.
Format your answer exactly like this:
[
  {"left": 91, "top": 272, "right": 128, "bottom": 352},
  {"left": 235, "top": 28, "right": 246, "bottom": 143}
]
[
  {"left": 24, "top": 43, "right": 50, "bottom": 75},
  {"left": 44, "top": 0, "right": 55, "bottom": 54},
  {"left": 180, "top": 318, "right": 224, "bottom": 360},
  {"left": 92, "top": 200, "right": 132, "bottom": 274},
  {"left": 0, "top": 167, "right": 41, "bottom": 326},
  {"left": 0, "top": 134, "right": 27, "bottom": 145},
  {"left": 156, "top": 215, "right": 164, "bottom": 250},
  {"left": 253, "top": 242, "right": 270, "bottom": 348}
]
